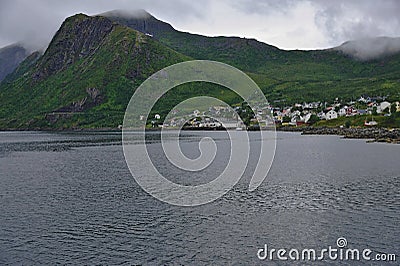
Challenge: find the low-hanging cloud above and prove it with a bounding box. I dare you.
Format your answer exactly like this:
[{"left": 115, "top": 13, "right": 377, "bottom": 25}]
[
  {"left": 313, "top": 0, "right": 400, "bottom": 59},
  {"left": 313, "top": 0, "right": 400, "bottom": 44},
  {"left": 0, "top": 0, "right": 399, "bottom": 54},
  {"left": 335, "top": 37, "right": 400, "bottom": 60}
]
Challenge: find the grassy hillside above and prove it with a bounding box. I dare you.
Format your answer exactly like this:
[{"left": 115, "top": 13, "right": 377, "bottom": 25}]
[{"left": 107, "top": 11, "right": 400, "bottom": 104}]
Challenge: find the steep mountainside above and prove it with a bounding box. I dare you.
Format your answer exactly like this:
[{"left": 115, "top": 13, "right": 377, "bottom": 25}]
[
  {"left": 0, "top": 14, "right": 191, "bottom": 129},
  {"left": 0, "top": 44, "right": 29, "bottom": 81}
]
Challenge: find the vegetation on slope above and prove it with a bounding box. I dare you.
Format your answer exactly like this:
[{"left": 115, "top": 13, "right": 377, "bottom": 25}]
[{"left": 106, "top": 11, "right": 400, "bottom": 105}]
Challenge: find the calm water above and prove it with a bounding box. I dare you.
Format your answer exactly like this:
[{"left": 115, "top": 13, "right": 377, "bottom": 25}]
[{"left": 0, "top": 131, "right": 399, "bottom": 265}]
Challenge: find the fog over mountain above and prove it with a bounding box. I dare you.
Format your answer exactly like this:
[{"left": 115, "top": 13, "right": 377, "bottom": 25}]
[
  {"left": 335, "top": 37, "right": 400, "bottom": 60},
  {"left": 100, "top": 9, "right": 152, "bottom": 19}
]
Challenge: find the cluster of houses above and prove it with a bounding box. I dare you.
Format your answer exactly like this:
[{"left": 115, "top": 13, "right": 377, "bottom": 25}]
[
  {"left": 149, "top": 95, "right": 400, "bottom": 128},
  {"left": 153, "top": 104, "right": 271, "bottom": 129},
  {"left": 273, "top": 96, "right": 400, "bottom": 126}
]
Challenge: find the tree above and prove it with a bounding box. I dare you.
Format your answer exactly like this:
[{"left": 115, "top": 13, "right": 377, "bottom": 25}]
[
  {"left": 308, "top": 114, "right": 320, "bottom": 125},
  {"left": 390, "top": 103, "right": 397, "bottom": 115},
  {"left": 282, "top": 116, "right": 291, "bottom": 123}
]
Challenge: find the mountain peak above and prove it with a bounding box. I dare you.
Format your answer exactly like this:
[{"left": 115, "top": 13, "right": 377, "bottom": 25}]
[
  {"left": 33, "top": 14, "right": 115, "bottom": 81},
  {"left": 100, "top": 9, "right": 175, "bottom": 38}
]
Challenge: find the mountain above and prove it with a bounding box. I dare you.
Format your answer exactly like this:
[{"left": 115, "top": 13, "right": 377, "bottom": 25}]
[
  {"left": 102, "top": 10, "right": 307, "bottom": 74},
  {"left": 103, "top": 10, "right": 400, "bottom": 78},
  {"left": 103, "top": 10, "right": 400, "bottom": 102},
  {"left": 0, "top": 44, "right": 30, "bottom": 81},
  {"left": 0, "top": 14, "right": 191, "bottom": 129},
  {"left": 0, "top": 11, "right": 400, "bottom": 129}
]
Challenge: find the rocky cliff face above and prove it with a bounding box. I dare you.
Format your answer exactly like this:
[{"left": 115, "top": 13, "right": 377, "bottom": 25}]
[
  {"left": 33, "top": 14, "right": 115, "bottom": 81},
  {"left": 0, "top": 44, "right": 29, "bottom": 81}
]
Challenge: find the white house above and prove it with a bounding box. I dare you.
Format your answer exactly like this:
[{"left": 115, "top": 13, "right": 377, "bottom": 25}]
[
  {"left": 317, "top": 111, "right": 326, "bottom": 120},
  {"left": 325, "top": 110, "right": 338, "bottom": 120},
  {"left": 291, "top": 115, "right": 303, "bottom": 124},
  {"left": 291, "top": 110, "right": 301, "bottom": 117},
  {"left": 377, "top": 101, "right": 391, "bottom": 114},
  {"left": 358, "top": 96, "right": 367, "bottom": 103},
  {"left": 303, "top": 113, "right": 312, "bottom": 123},
  {"left": 338, "top": 106, "right": 348, "bottom": 116}
]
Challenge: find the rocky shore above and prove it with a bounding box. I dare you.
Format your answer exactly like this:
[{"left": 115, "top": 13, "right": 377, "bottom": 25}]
[{"left": 278, "top": 126, "right": 400, "bottom": 144}]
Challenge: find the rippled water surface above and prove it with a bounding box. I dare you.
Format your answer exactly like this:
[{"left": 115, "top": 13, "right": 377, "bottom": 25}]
[{"left": 0, "top": 131, "right": 399, "bottom": 265}]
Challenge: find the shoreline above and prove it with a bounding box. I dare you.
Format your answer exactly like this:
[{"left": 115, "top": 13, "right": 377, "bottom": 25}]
[
  {"left": 278, "top": 126, "right": 400, "bottom": 144},
  {"left": 1, "top": 126, "right": 400, "bottom": 144}
]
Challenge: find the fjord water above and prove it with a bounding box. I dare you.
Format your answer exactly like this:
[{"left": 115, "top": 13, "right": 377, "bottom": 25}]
[{"left": 0, "top": 131, "right": 398, "bottom": 264}]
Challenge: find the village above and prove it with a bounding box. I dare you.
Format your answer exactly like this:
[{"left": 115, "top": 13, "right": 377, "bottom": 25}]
[
  {"left": 151, "top": 95, "right": 400, "bottom": 129},
  {"left": 271, "top": 95, "right": 400, "bottom": 127}
]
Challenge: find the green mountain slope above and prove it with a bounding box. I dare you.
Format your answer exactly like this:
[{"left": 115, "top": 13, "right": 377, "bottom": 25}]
[
  {"left": 0, "top": 14, "right": 192, "bottom": 129},
  {"left": 105, "top": 10, "right": 400, "bottom": 102},
  {"left": 104, "top": 10, "right": 400, "bottom": 77}
]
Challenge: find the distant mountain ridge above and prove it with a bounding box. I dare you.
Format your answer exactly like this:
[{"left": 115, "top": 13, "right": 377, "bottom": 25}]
[
  {"left": 103, "top": 10, "right": 400, "bottom": 63},
  {"left": 102, "top": 10, "right": 400, "bottom": 80},
  {"left": 0, "top": 44, "right": 30, "bottom": 81},
  {"left": 102, "top": 9, "right": 292, "bottom": 73}
]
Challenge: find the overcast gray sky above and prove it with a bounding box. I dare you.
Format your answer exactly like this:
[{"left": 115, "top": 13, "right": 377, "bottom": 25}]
[{"left": 1, "top": 0, "right": 400, "bottom": 51}]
